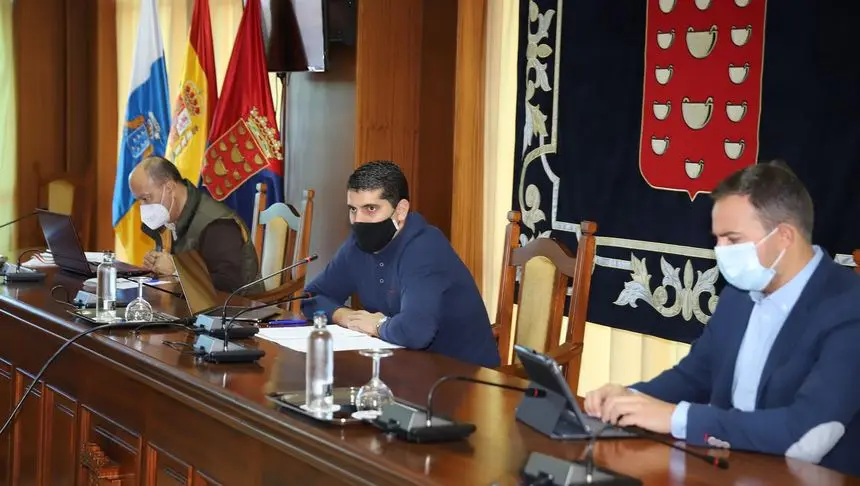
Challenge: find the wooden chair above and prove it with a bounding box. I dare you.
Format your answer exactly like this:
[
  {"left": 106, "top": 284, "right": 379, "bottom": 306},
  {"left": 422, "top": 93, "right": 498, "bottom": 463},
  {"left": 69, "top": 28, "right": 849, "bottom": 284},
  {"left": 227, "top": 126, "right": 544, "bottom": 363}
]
[
  {"left": 853, "top": 250, "right": 860, "bottom": 274},
  {"left": 493, "top": 211, "right": 598, "bottom": 396},
  {"left": 247, "top": 183, "right": 315, "bottom": 313},
  {"left": 37, "top": 167, "right": 94, "bottom": 249}
]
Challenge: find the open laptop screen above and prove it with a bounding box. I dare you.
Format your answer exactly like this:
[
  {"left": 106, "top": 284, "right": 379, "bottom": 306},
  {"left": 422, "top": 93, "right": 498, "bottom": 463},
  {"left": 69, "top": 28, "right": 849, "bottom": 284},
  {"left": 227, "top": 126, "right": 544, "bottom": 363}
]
[
  {"left": 36, "top": 209, "right": 93, "bottom": 276},
  {"left": 172, "top": 250, "right": 221, "bottom": 315}
]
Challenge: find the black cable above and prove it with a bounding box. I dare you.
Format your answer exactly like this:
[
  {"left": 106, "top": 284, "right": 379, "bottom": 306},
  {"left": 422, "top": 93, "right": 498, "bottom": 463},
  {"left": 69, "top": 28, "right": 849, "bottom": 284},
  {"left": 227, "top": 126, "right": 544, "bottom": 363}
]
[
  {"left": 15, "top": 247, "right": 44, "bottom": 269},
  {"left": 131, "top": 321, "right": 191, "bottom": 334},
  {"left": 50, "top": 285, "right": 77, "bottom": 309},
  {"left": 0, "top": 321, "right": 172, "bottom": 437},
  {"left": 162, "top": 340, "right": 196, "bottom": 354}
]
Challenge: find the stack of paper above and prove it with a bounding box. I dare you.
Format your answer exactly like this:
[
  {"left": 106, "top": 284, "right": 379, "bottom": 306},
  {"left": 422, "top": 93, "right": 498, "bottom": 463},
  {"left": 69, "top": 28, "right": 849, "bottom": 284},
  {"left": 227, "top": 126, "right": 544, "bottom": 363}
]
[
  {"left": 257, "top": 325, "right": 402, "bottom": 353},
  {"left": 23, "top": 251, "right": 104, "bottom": 268}
]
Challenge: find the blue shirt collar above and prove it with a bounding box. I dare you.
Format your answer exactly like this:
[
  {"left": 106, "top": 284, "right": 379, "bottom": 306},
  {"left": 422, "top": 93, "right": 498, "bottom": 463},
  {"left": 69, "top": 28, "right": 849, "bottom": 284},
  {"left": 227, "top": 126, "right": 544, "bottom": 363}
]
[{"left": 749, "top": 246, "right": 823, "bottom": 310}]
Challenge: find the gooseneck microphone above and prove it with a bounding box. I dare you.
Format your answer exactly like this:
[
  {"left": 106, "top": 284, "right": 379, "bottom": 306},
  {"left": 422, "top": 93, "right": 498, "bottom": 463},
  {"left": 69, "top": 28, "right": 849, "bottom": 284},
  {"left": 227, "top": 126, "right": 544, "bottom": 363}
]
[
  {"left": 594, "top": 424, "right": 729, "bottom": 470},
  {"left": 0, "top": 210, "right": 46, "bottom": 281},
  {"left": 370, "top": 374, "right": 546, "bottom": 443},
  {"left": 0, "top": 209, "right": 41, "bottom": 231},
  {"left": 194, "top": 292, "right": 314, "bottom": 364},
  {"left": 208, "top": 254, "right": 318, "bottom": 355},
  {"left": 219, "top": 254, "right": 318, "bottom": 329},
  {"left": 221, "top": 292, "right": 313, "bottom": 350},
  {"left": 425, "top": 375, "right": 546, "bottom": 427}
]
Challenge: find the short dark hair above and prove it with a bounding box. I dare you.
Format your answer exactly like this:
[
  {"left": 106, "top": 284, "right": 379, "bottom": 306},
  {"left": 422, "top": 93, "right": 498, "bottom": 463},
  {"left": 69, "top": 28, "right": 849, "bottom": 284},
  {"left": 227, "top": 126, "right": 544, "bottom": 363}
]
[
  {"left": 347, "top": 160, "right": 409, "bottom": 206},
  {"left": 141, "top": 156, "right": 183, "bottom": 185},
  {"left": 711, "top": 160, "right": 814, "bottom": 241}
]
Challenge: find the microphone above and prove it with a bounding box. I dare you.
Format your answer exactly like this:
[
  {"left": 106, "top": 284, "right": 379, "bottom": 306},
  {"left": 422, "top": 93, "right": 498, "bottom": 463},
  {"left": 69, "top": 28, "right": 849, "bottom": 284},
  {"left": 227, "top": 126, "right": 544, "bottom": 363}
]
[
  {"left": 220, "top": 292, "right": 312, "bottom": 349},
  {"left": 522, "top": 423, "right": 728, "bottom": 485},
  {"left": 0, "top": 210, "right": 44, "bottom": 279},
  {"left": 195, "top": 254, "right": 318, "bottom": 336},
  {"left": 593, "top": 425, "right": 729, "bottom": 470},
  {"left": 194, "top": 292, "right": 312, "bottom": 364},
  {"left": 219, "top": 254, "right": 318, "bottom": 328},
  {"left": 424, "top": 375, "right": 546, "bottom": 427},
  {"left": 0, "top": 209, "right": 40, "bottom": 231},
  {"left": 1, "top": 247, "right": 47, "bottom": 282},
  {"left": 371, "top": 375, "right": 546, "bottom": 444},
  {"left": 140, "top": 223, "right": 164, "bottom": 252}
]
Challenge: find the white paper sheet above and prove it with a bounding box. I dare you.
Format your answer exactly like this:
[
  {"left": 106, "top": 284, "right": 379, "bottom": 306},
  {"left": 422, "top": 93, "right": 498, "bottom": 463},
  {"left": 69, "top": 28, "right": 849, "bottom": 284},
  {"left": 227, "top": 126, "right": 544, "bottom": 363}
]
[
  {"left": 83, "top": 277, "right": 140, "bottom": 290},
  {"left": 22, "top": 251, "right": 105, "bottom": 268},
  {"left": 257, "top": 325, "right": 402, "bottom": 353}
]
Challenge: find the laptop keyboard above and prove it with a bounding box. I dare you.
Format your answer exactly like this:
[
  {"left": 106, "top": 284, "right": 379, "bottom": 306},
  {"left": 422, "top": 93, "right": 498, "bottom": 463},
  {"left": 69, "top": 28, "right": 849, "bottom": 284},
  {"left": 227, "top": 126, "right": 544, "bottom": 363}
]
[{"left": 554, "top": 409, "right": 636, "bottom": 439}]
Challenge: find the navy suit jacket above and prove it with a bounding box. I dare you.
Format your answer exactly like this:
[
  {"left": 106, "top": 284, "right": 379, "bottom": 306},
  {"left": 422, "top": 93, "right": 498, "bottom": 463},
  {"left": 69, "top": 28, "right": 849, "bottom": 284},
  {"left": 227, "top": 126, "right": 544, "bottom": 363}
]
[{"left": 633, "top": 257, "right": 860, "bottom": 476}]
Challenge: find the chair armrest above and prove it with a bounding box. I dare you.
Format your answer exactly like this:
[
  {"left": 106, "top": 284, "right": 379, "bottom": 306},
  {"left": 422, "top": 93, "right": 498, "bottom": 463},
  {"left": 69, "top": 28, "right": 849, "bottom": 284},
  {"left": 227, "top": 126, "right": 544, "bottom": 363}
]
[
  {"left": 544, "top": 341, "right": 584, "bottom": 365},
  {"left": 496, "top": 342, "right": 584, "bottom": 379},
  {"left": 497, "top": 362, "right": 529, "bottom": 380}
]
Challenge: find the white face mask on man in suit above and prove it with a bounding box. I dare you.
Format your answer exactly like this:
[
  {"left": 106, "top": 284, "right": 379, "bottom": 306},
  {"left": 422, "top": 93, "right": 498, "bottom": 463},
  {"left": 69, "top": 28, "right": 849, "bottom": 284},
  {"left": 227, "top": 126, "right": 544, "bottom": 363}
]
[{"left": 714, "top": 227, "right": 786, "bottom": 292}]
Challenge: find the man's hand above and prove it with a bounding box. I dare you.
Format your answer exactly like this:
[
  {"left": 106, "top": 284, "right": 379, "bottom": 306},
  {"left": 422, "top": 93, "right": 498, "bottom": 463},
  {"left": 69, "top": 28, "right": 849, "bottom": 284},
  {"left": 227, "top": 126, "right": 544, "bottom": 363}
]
[
  {"left": 342, "top": 310, "right": 385, "bottom": 337},
  {"left": 142, "top": 251, "right": 175, "bottom": 276},
  {"left": 601, "top": 392, "right": 676, "bottom": 435},
  {"left": 584, "top": 383, "right": 633, "bottom": 417},
  {"left": 332, "top": 307, "right": 361, "bottom": 325}
]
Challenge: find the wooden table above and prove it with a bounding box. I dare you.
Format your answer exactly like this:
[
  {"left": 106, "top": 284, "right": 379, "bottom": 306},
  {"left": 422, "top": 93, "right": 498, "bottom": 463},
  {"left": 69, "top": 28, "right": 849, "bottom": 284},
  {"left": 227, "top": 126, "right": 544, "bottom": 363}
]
[{"left": 0, "top": 269, "right": 856, "bottom": 485}]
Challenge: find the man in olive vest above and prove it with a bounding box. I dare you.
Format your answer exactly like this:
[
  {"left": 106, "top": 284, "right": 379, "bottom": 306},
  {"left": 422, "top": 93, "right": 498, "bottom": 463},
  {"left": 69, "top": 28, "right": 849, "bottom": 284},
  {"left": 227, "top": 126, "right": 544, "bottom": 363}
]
[{"left": 128, "top": 156, "right": 263, "bottom": 294}]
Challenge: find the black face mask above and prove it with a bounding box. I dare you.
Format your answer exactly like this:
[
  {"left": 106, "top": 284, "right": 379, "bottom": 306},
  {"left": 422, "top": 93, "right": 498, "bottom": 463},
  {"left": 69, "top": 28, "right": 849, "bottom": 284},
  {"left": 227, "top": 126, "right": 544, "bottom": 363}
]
[{"left": 352, "top": 218, "right": 398, "bottom": 253}]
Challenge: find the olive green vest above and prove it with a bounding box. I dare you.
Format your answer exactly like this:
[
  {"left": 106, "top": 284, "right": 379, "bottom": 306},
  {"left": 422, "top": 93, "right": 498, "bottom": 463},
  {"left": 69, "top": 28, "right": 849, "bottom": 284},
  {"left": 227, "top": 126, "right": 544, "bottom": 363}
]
[{"left": 170, "top": 180, "right": 263, "bottom": 295}]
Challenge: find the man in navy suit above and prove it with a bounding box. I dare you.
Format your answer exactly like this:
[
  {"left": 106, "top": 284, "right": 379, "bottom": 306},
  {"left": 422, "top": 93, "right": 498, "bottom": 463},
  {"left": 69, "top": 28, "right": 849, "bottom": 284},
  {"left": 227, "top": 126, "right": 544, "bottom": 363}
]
[{"left": 584, "top": 161, "right": 860, "bottom": 476}]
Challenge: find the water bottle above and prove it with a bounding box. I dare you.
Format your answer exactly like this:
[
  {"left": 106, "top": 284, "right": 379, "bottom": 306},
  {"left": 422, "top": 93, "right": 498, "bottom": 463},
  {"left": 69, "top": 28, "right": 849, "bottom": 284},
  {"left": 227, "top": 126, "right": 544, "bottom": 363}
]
[
  {"left": 96, "top": 251, "right": 117, "bottom": 322},
  {"left": 305, "top": 310, "right": 334, "bottom": 412}
]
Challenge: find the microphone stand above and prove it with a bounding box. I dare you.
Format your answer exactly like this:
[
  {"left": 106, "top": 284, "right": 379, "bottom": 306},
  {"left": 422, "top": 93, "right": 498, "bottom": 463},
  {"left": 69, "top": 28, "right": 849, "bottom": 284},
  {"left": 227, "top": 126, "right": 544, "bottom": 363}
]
[
  {"left": 371, "top": 375, "right": 545, "bottom": 444},
  {"left": 220, "top": 292, "right": 312, "bottom": 349}
]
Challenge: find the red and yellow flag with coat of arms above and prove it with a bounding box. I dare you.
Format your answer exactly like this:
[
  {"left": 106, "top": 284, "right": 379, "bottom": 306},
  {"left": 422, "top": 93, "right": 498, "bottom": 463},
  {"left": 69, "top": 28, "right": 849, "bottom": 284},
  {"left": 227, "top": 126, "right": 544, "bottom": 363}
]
[{"left": 201, "top": 0, "right": 282, "bottom": 203}]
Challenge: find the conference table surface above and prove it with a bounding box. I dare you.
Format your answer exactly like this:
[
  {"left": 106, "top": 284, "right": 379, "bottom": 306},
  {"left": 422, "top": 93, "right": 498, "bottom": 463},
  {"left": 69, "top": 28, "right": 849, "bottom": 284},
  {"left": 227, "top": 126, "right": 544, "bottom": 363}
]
[{"left": 1, "top": 267, "right": 857, "bottom": 485}]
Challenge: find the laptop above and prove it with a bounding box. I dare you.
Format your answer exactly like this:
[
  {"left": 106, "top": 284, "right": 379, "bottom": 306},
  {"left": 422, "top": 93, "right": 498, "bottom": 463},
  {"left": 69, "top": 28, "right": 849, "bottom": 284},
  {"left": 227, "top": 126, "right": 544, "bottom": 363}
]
[
  {"left": 71, "top": 250, "right": 280, "bottom": 327},
  {"left": 172, "top": 250, "right": 280, "bottom": 323},
  {"left": 514, "top": 344, "right": 636, "bottom": 439},
  {"left": 36, "top": 209, "right": 149, "bottom": 277}
]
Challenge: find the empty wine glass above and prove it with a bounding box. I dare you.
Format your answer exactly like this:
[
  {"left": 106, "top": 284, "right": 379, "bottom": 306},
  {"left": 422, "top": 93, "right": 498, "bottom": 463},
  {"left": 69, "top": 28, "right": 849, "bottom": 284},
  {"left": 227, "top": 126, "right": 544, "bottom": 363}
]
[
  {"left": 353, "top": 348, "right": 395, "bottom": 419},
  {"left": 125, "top": 277, "right": 153, "bottom": 322}
]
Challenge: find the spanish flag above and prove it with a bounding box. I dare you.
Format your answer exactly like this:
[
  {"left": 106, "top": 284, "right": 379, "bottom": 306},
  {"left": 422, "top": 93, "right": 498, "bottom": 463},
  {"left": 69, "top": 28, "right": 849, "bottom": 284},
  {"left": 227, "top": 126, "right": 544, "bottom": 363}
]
[
  {"left": 165, "top": 0, "right": 218, "bottom": 184},
  {"left": 200, "top": 0, "right": 284, "bottom": 228},
  {"left": 112, "top": 0, "right": 170, "bottom": 265}
]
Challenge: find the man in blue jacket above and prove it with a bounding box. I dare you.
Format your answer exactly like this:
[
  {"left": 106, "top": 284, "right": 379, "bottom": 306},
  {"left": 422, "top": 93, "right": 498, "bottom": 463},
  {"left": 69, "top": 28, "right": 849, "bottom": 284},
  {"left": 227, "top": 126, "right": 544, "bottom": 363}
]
[
  {"left": 584, "top": 161, "right": 860, "bottom": 476},
  {"left": 301, "top": 160, "right": 500, "bottom": 368}
]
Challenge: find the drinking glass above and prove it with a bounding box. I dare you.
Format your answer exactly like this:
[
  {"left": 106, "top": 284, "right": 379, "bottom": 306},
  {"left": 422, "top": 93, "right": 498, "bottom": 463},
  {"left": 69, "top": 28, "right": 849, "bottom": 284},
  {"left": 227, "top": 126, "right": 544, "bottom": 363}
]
[
  {"left": 125, "top": 277, "right": 153, "bottom": 322},
  {"left": 354, "top": 348, "right": 395, "bottom": 419}
]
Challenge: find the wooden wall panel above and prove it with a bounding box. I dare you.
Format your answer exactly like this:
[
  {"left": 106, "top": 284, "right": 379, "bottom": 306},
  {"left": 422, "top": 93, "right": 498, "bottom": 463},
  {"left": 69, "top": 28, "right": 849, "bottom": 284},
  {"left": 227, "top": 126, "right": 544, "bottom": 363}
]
[
  {"left": 354, "top": 0, "right": 460, "bottom": 236},
  {"left": 450, "top": 0, "right": 487, "bottom": 282},
  {"left": 14, "top": 0, "right": 69, "bottom": 248},
  {"left": 94, "top": 0, "right": 119, "bottom": 252},
  {"left": 14, "top": 0, "right": 103, "bottom": 250},
  {"left": 413, "top": 0, "right": 458, "bottom": 238},
  {"left": 354, "top": 0, "right": 423, "bottom": 184}
]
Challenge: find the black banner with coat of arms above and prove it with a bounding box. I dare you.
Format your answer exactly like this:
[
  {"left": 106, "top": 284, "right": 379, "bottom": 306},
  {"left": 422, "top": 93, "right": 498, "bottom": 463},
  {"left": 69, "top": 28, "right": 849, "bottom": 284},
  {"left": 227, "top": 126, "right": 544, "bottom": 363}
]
[{"left": 512, "top": 0, "right": 860, "bottom": 343}]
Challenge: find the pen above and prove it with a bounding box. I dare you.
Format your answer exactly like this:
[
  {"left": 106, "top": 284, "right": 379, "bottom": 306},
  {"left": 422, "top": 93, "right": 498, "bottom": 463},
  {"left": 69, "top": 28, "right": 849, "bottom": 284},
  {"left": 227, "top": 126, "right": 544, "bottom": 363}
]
[{"left": 265, "top": 319, "right": 308, "bottom": 327}]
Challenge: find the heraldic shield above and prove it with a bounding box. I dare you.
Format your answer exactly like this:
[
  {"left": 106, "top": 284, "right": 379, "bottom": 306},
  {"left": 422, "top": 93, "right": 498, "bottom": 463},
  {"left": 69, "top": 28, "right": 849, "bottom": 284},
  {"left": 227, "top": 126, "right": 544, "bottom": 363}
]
[{"left": 639, "top": 0, "right": 767, "bottom": 200}]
